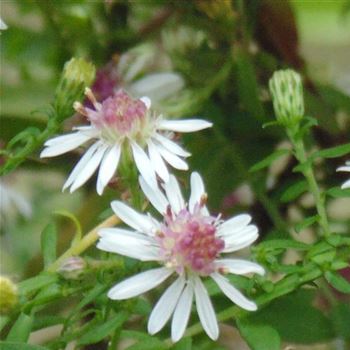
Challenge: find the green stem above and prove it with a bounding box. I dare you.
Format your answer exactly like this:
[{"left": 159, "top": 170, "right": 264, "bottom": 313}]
[
  {"left": 47, "top": 215, "right": 120, "bottom": 273},
  {"left": 288, "top": 129, "right": 330, "bottom": 237}
]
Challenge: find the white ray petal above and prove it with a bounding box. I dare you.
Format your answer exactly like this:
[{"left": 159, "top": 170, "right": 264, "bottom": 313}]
[
  {"left": 337, "top": 165, "right": 350, "bottom": 172},
  {"left": 222, "top": 226, "right": 259, "bottom": 253},
  {"left": 163, "top": 175, "right": 185, "bottom": 214},
  {"left": 111, "top": 201, "right": 157, "bottom": 234},
  {"left": 97, "top": 236, "right": 159, "bottom": 261},
  {"left": 148, "top": 275, "right": 185, "bottom": 335},
  {"left": 341, "top": 179, "right": 350, "bottom": 189},
  {"left": 62, "top": 142, "right": 101, "bottom": 191},
  {"left": 98, "top": 227, "right": 155, "bottom": 244},
  {"left": 158, "top": 119, "right": 213, "bottom": 133},
  {"left": 69, "top": 144, "right": 108, "bottom": 192},
  {"left": 140, "top": 96, "right": 151, "bottom": 109},
  {"left": 153, "top": 133, "right": 191, "bottom": 157},
  {"left": 156, "top": 143, "right": 188, "bottom": 170},
  {"left": 217, "top": 214, "right": 252, "bottom": 237},
  {"left": 189, "top": 172, "right": 206, "bottom": 213},
  {"left": 211, "top": 272, "right": 257, "bottom": 311},
  {"left": 130, "top": 141, "right": 157, "bottom": 188},
  {"left": 148, "top": 140, "right": 169, "bottom": 182},
  {"left": 194, "top": 276, "right": 219, "bottom": 341},
  {"left": 44, "top": 132, "right": 90, "bottom": 147},
  {"left": 215, "top": 259, "right": 265, "bottom": 276},
  {"left": 107, "top": 267, "right": 173, "bottom": 300},
  {"left": 41, "top": 133, "right": 91, "bottom": 158},
  {"left": 96, "top": 143, "right": 121, "bottom": 195},
  {"left": 139, "top": 176, "right": 169, "bottom": 214},
  {"left": 171, "top": 279, "right": 194, "bottom": 342}
]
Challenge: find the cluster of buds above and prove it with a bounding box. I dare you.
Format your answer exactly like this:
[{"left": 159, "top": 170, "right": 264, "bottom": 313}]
[
  {"left": 269, "top": 69, "right": 305, "bottom": 128},
  {"left": 0, "top": 276, "right": 18, "bottom": 314}
]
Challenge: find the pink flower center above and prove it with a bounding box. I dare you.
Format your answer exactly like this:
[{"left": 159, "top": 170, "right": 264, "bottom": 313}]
[
  {"left": 157, "top": 206, "right": 225, "bottom": 276},
  {"left": 89, "top": 90, "right": 147, "bottom": 135}
]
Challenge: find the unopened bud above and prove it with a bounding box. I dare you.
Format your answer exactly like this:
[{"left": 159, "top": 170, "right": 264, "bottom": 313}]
[
  {"left": 0, "top": 276, "right": 18, "bottom": 314},
  {"left": 58, "top": 256, "right": 86, "bottom": 280},
  {"left": 269, "top": 69, "right": 304, "bottom": 128},
  {"left": 55, "top": 58, "right": 96, "bottom": 121}
]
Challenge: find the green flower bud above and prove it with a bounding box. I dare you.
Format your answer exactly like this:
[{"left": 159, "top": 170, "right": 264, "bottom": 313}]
[
  {"left": 55, "top": 58, "right": 96, "bottom": 121},
  {"left": 269, "top": 69, "right": 304, "bottom": 128},
  {"left": 0, "top": 276, "right": 18, "bottom": 314},
  {"left": 58, "top": 256, "right": 86, "bottom": 280}
]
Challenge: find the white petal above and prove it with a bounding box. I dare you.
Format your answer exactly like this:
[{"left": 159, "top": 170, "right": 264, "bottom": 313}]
[
  {"left": 140, "top": 96, "right": 151, "bottom": 109},
  {"left": 97, "top": 229, "right": 159, "bottom": 261},
  {"left": 62, "top": 142, "right": 100, "bottom": 191},
  {"left": 148, "top": 275, "right": 185, "bottom": 335},
  {"left": 107, "top": 267, "right": 173, "bottom": 300},
  {"left": 158, "top": 119, "right": 212, "bottom": 133},
  {"left": 341, "top": 179, "right": 350, "bottom": 189},
  {"left": 96, "top": 143, "right": 121, "bottom": 195},
  {"left": 111, "top": 201, "right": 157, "bottom": 234},
  {"left": 130, "top": 141, "right": 157, "bottom": 188},
  {"left": 69, "top": 144, "right": 108, "bottom": 193},
  {"left": 163, "top": 175, "right": 185, "bottom": 214},
  {"left": 222, "top": 226, "right": 259, "bottom": 252},
  {"left": 154, "top": 133, "right": 191, "bottom": 157},
  {"left": 171, "top": 280, "right": 194, "bottom": 342},
  {"left": 139, "top": 176, "right": 169, "bottom": 214},
  {"left": 156, "top": 143, "right": 188, "bottom": 170},
  {"left": 148, "top": 140, "right": 169, "bottom": 182},
  {"left": 129, "top": 72, "right": 184, "bottom": 102},
  {"left": 0, "top": 18, "right": 8, "bottom": 30},
  {"left": 189, "top": 172, "right": 206, "bottom": 213},
  {"left": 217, "top": 214, "right": 252, "bottom": 237},
  {"left": 215, "top": 259, "right": 265, "bottom": 276},
  {"left": 193, "top": 276, "right": 219, "bottom": 341},
  {"left": 337, "top": 165, "right": 350, "bottom": 172},
  {"left": 211, "top": 272, "right": 257, "bottom": 311},
  {"left": 41, "top": 133, "right": 91, "bottom": 158}
]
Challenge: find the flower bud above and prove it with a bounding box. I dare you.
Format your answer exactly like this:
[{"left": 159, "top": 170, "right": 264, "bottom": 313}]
[
  {"left": 58, "top": 256, "right": 86, "bottom": 280},
  {"left": 55, "top": 58, "right": 96, "bottom": 120},
  {"left": 0, "top": 276, "right": 18, "bottom": 314},
  {"left": 269, "top": 69, "right": 304, "bottom": 127}
]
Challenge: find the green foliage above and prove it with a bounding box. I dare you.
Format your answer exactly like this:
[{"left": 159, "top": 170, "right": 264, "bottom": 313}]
[
  {"left": 325, "top": 271, "right": 350, "bottom": 294},
  {"left": 249, "top": 149, "right": 290, "bottom": 172},
  {"left": 237, "top": 318, "right": 281, "bottom": 350},
  {"left": 6, "top": 313, "right": 33, "bottom": 342},
  {"left": 40, "top": 223, "right": 57, "bottom": 268},
  {"left": 280, "top": 179, "right": 308, "bottom": 202},
  {"left": 0, "top": 343, "right": 48, "bottom": 350},
  {"left": 247, "top": 290, "right": 335, "bottom": 344}
]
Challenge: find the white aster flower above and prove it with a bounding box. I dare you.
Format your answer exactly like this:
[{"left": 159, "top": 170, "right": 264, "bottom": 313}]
[
  {"left": 40, "top": 89, "right": 212, "bottom": 195},
  {"left": 97, "top": 172, "right": 264, "bottom": 342},
  {"left": 337, "top": 161, "right": 350, "bottom": 189}
]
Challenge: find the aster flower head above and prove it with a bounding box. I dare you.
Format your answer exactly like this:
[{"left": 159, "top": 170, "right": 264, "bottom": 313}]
[
  {"left": 337, "top": 161, "right": 350, "bottom": 189},
  {"left": 97, "top": 172, "right": 264, "bottom": 342},
  {"left": 40, "top": 89, "right": 212, "bottom": 195}
]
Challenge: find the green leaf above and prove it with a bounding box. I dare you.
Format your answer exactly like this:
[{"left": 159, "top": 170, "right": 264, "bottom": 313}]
[
  {"left": 0, "top": 342, "right": 48, "bottom": 350},
  {"left": 237, "top": 319, "right": 281, "bottom": 350},
  {"left": 41, "top": 223, "right": 57, "bottom": 268},
  {"left": 78, "top": 312, "right": 128, "bottom": 345},
  {"left": 255, "top": 239, "right": 309, "bottom": 251},
  {"left": 294, "top": 215, "right": 320, "bottom": 233},
  {"left": 171, "top": 338, "right": 192, "bottom": 350},
  {"left": 121, "top": 331, "right": 166, "bottom": 350},
  {"left": 280, "top": 180, "right": 308, "bottom": 202},
  {"left": 18, "top": 274, "right": 57, "bottom": 295},
  {"left": 313, "top": 143, "right": 350, "bottom": 159},
  {"left": 325, "top": 271, "right": 350, "bottom": 294},
  {"left": 247, "top": 290, "right": 334, "bottom": 343},
  {"left": 330, "top": 303, "right": 350, "bottom": 339},
  {"left": 249, "top": 149, "right": 290, "bottom": 172},
  {"left": 54, "top": 210, "right": 82, "bottom": 244},
  {"left": 6, "top": 313, "right": 33, "bottom": 342},
  {"left": 326, "top": 187, "right": 350, "bottom": 198}
]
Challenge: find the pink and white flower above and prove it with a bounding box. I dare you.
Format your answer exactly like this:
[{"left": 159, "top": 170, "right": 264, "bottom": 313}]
[
  {"left": 40, "top": 89, "right": 212, "bottom": 195},
  {"left": 337, "top": 161, "right": 350, "bottom": 189},
  {"left": 97, "top": 172, "right": 264, "bottom": 342}
]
